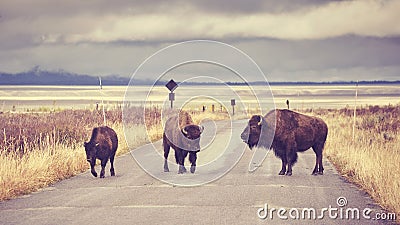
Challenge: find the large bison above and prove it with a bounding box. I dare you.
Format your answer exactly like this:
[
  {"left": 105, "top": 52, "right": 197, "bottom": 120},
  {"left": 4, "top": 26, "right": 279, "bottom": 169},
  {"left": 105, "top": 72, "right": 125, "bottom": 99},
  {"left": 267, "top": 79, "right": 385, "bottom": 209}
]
[
  {"left": 241, "top": 109, "right": 328, "bottom": 176},
  {"left": 84, "top": 126, "right": 118, "bottom": 178},
  {"left": 163, "top": 111, "right": 203, "bottom": 174}
]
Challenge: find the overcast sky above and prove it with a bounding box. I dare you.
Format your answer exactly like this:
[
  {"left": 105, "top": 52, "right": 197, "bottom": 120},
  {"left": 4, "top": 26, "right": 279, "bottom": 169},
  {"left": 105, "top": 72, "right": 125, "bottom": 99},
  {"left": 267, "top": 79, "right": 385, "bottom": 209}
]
[{"left": 1, "top": 0, "right": 400, "bottom": 82}]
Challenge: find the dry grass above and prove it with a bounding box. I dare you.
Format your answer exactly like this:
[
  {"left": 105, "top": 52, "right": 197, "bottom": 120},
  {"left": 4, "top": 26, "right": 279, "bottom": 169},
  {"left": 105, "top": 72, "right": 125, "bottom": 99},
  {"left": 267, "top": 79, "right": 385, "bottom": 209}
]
[
  {"left": 0, "top": 143, "right": 87, "bottom": 199},
  {"left": 3, "top": 103, "right": 398, "bottom": 222},
  {"left": 0, "top": 107, "right": 153, "bottom": 201},
  {"left": 141, "top": 109, "right": 231, "bottom": 142},
  {"left": 312, "top": 105, "right": 400, "bottom": 221},
  {"left": 0, "top": 107, "right": 230, "bottom": 201},
  {"left": 190, "top": 111, "right": 231, "bottom": 124}
]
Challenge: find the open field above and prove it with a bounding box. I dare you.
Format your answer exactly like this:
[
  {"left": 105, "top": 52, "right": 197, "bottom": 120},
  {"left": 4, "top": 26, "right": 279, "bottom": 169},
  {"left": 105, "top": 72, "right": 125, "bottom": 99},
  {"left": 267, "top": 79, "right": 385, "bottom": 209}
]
[
  {"left": 0, "top": 108, "right": 128, "bottom": 201},
  {"left": 313, "top": 105, "right": 400, "bottom": 221},
  {"left": 0, "top": 85, "right": 399, "bottom": 222},
  {"left": 1, "top": 106, "right": 398, "bottom": 224},
  {"left": 0, "top": 107, "right": 229, "bottom": 201},
  {"left": 1, "top": 84, "right": 399, "bottom": 112}
]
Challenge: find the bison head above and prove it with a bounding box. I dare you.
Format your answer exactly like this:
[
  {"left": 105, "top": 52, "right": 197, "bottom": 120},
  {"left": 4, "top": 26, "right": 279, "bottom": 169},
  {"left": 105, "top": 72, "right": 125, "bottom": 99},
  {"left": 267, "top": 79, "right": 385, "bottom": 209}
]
[
  {"left": 181, "top": 125, "right": 204, "bottom": 152},
  {"left": 84, "top": 141, "right": 99, "bottom": 163},
  {"left": 241, "top": 115, "right": 265, "bottom": 149}
]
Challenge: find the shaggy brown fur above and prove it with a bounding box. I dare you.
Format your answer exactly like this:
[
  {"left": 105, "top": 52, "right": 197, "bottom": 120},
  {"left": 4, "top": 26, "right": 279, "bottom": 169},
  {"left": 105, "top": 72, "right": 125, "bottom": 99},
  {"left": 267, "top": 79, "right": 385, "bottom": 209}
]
[
  {"left": 84, "top": 126, "right": 118, "bottom": 178},
  {"left": 241, "top": 109, "right": 328, "bottom": 176},
  {"left": 163, "top": 111, "right": 203, "bottom": 174}
]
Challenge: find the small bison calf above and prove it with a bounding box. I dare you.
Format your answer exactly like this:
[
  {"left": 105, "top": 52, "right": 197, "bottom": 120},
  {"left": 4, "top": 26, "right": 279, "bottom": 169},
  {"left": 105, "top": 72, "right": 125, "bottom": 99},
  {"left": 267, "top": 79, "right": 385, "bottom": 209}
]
[{"left": 84, "top": 126, "right": 118, "bottom": 178}]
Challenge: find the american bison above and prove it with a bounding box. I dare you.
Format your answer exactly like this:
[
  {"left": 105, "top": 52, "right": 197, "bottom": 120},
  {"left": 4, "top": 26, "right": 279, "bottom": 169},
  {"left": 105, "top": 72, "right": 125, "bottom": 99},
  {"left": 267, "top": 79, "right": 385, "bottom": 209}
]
[
  {"left": 241, "top": 109, "right": 328, "bottom": 176},
  {"left": 163, "top": 111, "right": 204, "bottom": 174},
  {"left": 84, "top": 126, "right": 118, "bottom": 178}
]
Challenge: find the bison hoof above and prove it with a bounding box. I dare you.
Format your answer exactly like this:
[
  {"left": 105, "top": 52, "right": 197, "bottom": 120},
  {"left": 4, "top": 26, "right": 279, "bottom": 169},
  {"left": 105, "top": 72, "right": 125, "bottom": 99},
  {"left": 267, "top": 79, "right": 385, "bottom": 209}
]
[
  {"left": 178, "top": 165, "right": 187, "bottom": 174},
  {"left": 190, "top": 165, "right": 196, "bottom": 173},
  {"left": 278, "top": 170, "right": 286, "bottom": 175},
  {"left": 91, "top": 172, "right": 98, "bottom": 177},
  {"left": 285, "top": 171, "right": 292, "bottom": 176},
  {"left": 100, "top": 174, "right": 105, "bottom": 178},
  {"left": 164, "top": 168, "right": 170, "bottom": 172},
  {"left": 110, "top": 171, "right": 115, "bottom": 176},
  {"left": 312, "top": 171, "right": 323, "bottom": 175}
]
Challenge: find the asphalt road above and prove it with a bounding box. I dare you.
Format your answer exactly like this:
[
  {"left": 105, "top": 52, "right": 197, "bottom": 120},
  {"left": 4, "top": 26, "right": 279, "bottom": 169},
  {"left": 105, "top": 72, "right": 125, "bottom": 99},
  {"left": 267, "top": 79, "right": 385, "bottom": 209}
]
[{"left": 0, "top": 120, "right": 396, "bottom": 225}]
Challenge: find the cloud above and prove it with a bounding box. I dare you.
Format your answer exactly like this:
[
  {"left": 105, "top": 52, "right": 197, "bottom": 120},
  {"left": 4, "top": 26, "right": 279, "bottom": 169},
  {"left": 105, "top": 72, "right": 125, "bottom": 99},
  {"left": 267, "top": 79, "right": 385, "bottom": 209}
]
[
  {"left": 57, "top": 1, "right": 400, "bottom": 43},
  {"left": 0, "top": 0, "right": 399, "bottom": 82},
  {"left": 1, "top": 0, "right": 400, "bottom": 48}
]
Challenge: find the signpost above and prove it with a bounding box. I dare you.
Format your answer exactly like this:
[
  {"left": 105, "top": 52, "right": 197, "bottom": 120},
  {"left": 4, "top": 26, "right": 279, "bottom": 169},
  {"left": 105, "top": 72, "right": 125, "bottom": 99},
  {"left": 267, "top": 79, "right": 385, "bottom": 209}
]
[
  {"left": 231, "top": 99, "right": 236, "bottom": 115},
  {"left": 166, "top": 79, "right": 178, "bottom": 109}
]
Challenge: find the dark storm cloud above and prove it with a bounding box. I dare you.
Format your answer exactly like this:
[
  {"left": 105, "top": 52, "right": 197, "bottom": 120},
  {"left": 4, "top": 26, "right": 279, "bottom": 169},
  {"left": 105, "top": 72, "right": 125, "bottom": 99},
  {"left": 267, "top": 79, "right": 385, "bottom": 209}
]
[
  {"left": 2, "top": 0, "right": 399, "bottom": 46},
  {"left": 189, "top": 0, "right": 336, "bottom": 14},
  {"left": 0, "top": 0, "right": 399, "bottom": 81},
  {"left": 0, "top": 0, "right": 334, "bottom": 19},
  {"left": 234, "top": 35, "right": 400, "bottom": 81}
]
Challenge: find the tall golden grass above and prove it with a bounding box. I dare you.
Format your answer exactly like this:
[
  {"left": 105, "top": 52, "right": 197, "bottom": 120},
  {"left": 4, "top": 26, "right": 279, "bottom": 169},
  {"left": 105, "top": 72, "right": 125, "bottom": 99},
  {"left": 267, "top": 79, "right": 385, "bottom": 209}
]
[
  {"left": 2, "top": 104, "right": 399, "bottom": 222},
  {"left": 0, "top": 108, "right": 147, "bottom": 201},
  {"left": 313, "top": 105, "right": 399, "bottom": 221},
  {"left": 0, "top": 107, "right": 229, "bottom": 201}
]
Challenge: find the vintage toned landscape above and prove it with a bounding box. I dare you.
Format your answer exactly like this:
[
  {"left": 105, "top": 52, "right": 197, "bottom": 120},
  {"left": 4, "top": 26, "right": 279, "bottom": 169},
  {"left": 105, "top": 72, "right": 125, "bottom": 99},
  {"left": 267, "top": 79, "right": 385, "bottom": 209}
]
[
  {"left": 0, "top": 84, "right": 399, "bottom": 224},
  {"left": 2, "top": 0, "right": 400, "bottom": 224}
]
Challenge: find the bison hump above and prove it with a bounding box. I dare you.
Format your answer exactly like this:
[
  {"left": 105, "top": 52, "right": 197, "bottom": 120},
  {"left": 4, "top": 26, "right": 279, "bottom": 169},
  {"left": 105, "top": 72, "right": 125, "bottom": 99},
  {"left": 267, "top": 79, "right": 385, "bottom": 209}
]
[{"left": 178, "top": 111, "right": 194, "bottom": 129}]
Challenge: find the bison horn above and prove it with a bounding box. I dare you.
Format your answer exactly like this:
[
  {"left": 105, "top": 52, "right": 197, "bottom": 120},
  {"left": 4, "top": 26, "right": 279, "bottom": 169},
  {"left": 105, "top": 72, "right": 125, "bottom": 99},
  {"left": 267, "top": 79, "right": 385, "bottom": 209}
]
[
  {"left": 182, "top": 128, "right": 188, "bottom": 135},
  {"left": 257, "top": 116, "right": 262, "bottom": 126},
  {"left": 95, "top": 142, "right": 100, "bottom": 147},
  {"left": 199, "top": 125, "right": 204, "bottom": 133}
]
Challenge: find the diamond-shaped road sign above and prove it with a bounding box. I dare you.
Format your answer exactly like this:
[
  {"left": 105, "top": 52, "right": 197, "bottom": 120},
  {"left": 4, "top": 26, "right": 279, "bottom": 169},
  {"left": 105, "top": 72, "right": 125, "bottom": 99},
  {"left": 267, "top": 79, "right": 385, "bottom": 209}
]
[{"left": 165, "top": 79, "right": 178, "bottom": 92}]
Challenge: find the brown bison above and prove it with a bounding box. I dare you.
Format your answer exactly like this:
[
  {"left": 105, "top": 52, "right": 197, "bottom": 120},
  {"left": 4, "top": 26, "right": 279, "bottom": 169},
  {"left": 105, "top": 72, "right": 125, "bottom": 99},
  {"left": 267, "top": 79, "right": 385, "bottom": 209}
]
[
  {"left": 163, "top": 111, "right": 204, "bottom": 174},
  {"left": 84, "top": 126, "right": 118, "bottom": 178},
  {"left": 241, "top": 109, "right": 328, "bottom": 176}
]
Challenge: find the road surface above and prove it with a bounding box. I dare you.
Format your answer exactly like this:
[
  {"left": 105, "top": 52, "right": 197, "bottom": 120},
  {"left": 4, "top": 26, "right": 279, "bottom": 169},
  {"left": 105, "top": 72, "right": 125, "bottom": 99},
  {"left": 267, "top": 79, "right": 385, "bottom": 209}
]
[{"left": 0, "top": 120, "right": 396, "bottom": 224}]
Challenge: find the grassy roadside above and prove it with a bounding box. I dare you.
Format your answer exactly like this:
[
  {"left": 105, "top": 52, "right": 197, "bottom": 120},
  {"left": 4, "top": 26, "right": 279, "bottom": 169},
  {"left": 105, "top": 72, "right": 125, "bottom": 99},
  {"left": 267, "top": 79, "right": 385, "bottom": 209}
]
[
  {"left": 1, "top": 104, "right": 399, "bottom": 223},
  {"left": 312, "top": 105, "right": 399, "bottom": 222},
  {"left": 0, "top": 108, "right": 229, "bottom": 201},
  {"left": 0, "top": 109, "right": 130, "bottom": 201}
]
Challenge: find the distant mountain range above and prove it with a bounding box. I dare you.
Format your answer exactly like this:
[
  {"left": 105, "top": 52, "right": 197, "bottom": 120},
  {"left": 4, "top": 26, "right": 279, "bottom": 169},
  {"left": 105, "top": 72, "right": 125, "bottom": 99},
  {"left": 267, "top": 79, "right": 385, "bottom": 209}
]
[
  {"left": 0, "top": 67, "right": 399, "bottom": 86},
  {"left": 0, "top": 67, "right": 131, "bottom": 85}
]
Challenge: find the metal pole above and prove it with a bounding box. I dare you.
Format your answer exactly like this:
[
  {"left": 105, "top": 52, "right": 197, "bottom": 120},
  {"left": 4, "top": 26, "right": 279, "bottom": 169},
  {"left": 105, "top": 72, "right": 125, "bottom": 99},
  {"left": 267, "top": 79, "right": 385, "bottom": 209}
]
[
  {"left": 352, "top": 81, "right": 358, "bottom": 141},
  {"left": 169, "top": 92, "right": 175, "bottom": 109},
  {"left": 99, "top": 77, "right": 106, "bottom": 126}
]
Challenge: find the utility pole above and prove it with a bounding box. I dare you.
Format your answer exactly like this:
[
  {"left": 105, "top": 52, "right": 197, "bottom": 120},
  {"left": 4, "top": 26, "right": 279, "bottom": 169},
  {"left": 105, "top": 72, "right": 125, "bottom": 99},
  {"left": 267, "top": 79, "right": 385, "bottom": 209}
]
[
  {"left": 99, "top": 77, "right": 106, "bottom": 126},
  {"left": 352, "top": 81, "right": 358, "bottom": 141}
]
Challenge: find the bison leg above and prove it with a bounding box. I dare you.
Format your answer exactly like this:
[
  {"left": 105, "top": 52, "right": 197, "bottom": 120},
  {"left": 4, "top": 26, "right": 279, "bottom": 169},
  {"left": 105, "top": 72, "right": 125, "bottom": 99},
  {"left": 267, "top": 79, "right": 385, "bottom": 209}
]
[
  {"left": 110, "top": 155, "right": 115, "bottom": 176},
  {"left": 312, "top": 144, "right": 324, "bottom": 175},
  {"left": 100, "top": 159, "right": 108, "bottom": 178},
  {"left": 286, "top": 148, "right": 298, "bottom": 176},
  {"left": 189, "top": 152, "right": 197, "bottom": 173},
  {"left": 89, "top": 159, "right": 97, "bottom": 177},
  {"left": 175, "top": 149, "right": 187, "bottom": 174},
  {"left": 178, "top": 165, "right": 187, "bottom": 174},
  {"left": 178, "top": 150, "right": 188, "bottom": 174},
  {"left": 278, "top": 157, "right": 287, "bottom": 175},
  {"left": 163, "top": 138, "right": 170, "bottom": 172}
]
